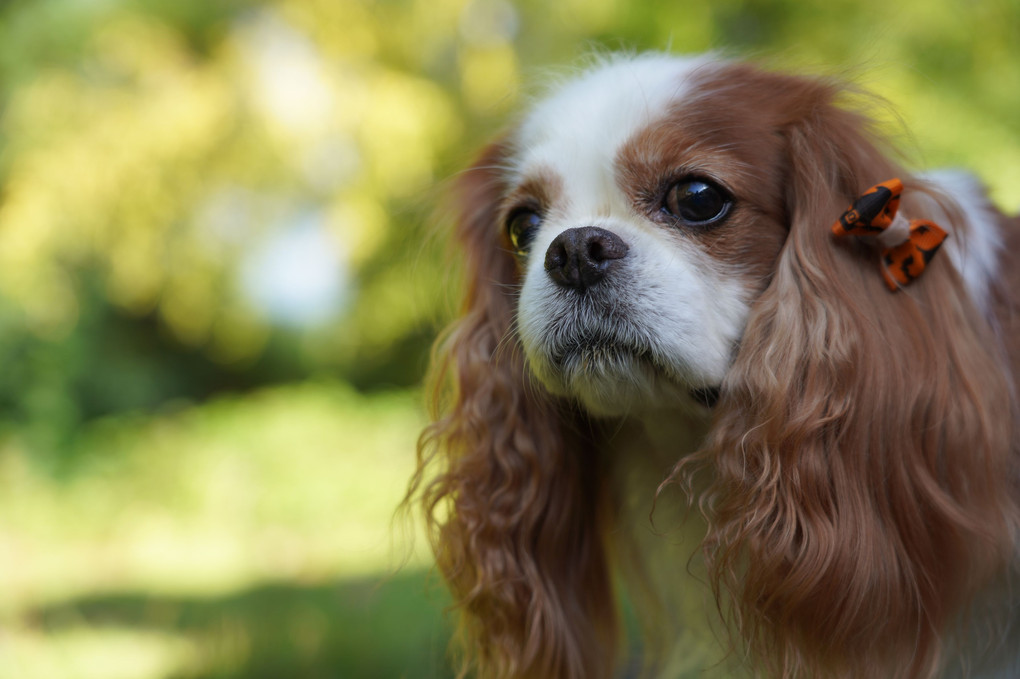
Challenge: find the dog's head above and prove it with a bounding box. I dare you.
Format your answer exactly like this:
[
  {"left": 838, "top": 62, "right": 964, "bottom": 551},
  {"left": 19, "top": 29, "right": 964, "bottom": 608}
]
[
  {"left": 489, "top": 54, "right": 1002, "bottom": 416},
  {"left": 510, "top": 55, "right": 788, "bottom": 415},
  {"left": 415, "top": 54, "right": 1018, "bottom": 679}
]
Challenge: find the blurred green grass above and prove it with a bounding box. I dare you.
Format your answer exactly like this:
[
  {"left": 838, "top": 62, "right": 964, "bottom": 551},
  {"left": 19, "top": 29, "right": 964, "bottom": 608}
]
[
  {"left": 15, "top": 573, "right": 452, "bottom": 679},
  {"left": 0, "top": 382, "right": 453, "bottom": 679}
]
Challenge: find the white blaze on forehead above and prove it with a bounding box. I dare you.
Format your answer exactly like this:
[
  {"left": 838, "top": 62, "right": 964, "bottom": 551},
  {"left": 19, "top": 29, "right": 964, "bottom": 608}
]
[{"left": 511, "top": 54, "right": 711, "bottom": 204}]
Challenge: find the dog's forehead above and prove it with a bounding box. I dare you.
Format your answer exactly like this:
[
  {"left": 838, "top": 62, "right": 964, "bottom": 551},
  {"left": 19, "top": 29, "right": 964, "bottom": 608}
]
[{"left": 511, "top": 55, "right": 712, "bottom": 183}]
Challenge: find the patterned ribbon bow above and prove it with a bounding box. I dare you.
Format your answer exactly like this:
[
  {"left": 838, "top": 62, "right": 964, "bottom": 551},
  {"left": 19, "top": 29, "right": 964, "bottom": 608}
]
[{"left": 831, "top": 178, "right": 948, "bottom": 291}]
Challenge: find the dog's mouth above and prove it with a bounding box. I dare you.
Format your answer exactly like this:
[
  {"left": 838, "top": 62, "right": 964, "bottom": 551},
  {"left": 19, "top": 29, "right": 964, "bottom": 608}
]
[
  {"left": 551, "top": 333, "right": 657, "bottom": 374},
  {"left": 548, "top": 333, "right": 721, "bottom": 409}
]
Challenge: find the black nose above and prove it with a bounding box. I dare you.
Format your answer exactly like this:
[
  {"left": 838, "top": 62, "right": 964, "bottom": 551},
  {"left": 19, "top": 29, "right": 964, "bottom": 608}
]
[{"left": 544, "top": 226, "right": 629, "bottom": 292}]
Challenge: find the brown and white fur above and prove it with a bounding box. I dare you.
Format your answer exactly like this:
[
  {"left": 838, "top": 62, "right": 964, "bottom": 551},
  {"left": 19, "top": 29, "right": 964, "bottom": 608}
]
[{"left": 408, "top": 54, "right": 1020, "bottom": 678}]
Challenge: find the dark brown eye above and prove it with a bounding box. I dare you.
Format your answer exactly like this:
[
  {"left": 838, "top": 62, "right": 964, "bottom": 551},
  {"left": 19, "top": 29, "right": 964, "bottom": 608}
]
[
  {"left": 663, "top": 179, "right": 731, "bottom": 225},
  {"left": 506, "top": 209, "right": 542, "bottom": 255}
]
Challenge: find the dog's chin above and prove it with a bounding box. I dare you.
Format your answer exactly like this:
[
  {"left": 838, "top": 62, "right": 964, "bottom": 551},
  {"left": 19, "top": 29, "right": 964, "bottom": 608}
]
[{"left": 529, "top": 342, "right": 716, "bottom": 417}]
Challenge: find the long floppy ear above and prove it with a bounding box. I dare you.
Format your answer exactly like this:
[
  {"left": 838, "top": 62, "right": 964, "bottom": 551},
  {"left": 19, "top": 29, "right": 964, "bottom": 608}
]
[
  {"left": 697, "top": 79, "right": 1019, "bottom": 678},
  {"left": 408, "top": 143, "right": 617, "bottom": 679}
]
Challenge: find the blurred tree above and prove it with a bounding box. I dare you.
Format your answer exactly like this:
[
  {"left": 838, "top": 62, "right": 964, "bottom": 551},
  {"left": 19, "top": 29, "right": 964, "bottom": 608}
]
[{"left": 0, "top": 0, "right": 462, "bottom": 459}]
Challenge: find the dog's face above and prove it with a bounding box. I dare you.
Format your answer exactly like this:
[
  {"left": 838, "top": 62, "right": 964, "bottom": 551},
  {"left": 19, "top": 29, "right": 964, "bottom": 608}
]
[{"left": 498, "top": 56, "right": 796, "bottom": 415}]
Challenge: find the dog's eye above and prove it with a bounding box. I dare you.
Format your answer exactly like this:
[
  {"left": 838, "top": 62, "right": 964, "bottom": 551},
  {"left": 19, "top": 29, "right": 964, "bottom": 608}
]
[
  {"left": 663, "top": 179, "right": 731, "bottom": 225},
  {"left": 506, "top": 209, "right": 542, "bottom": 255}
]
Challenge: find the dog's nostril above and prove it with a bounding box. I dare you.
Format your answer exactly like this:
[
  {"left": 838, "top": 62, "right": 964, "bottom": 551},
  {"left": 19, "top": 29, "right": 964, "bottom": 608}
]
[
  {"left": 545, "top": 226, "right": 629, "bottom": 292},
  {"left": 545, "top": 237, "right": 568, "bottom": 270}
]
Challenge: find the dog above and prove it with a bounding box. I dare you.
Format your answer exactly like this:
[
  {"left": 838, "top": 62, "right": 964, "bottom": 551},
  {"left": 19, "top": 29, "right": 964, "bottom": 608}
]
[{"left": 409, "top": 53, "right": 1020, "bottom": 678}]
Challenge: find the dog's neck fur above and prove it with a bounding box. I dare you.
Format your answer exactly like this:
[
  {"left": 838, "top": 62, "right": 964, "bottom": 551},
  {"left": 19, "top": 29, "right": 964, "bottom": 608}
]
[{"left": 601, "top": 413, "right": 730, "bottom": 676}]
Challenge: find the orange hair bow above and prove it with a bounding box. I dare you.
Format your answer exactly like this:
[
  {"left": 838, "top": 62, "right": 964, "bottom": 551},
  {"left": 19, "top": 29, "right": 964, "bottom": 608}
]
[{"left": 831, "top": 178, "right": 948, "bottom": 291}]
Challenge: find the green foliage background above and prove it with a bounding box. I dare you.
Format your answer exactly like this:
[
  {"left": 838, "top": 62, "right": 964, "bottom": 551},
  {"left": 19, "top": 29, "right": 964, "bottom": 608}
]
[{"left": 0, "top": 0, "right": 1015, "bottom": 677}]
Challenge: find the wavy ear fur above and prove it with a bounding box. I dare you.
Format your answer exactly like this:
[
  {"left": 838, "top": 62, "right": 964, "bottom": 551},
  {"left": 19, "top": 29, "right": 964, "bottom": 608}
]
[
  {"left": 694, "top": 80, "right": 1019, "bottom": 678},
  {"left": 409, "top": 144, "right": 617, "bottom": 679}
]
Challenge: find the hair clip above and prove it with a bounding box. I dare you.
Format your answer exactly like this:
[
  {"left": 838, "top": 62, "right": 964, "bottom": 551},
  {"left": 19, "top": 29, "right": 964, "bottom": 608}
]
[{"left": 831, "top": 178, "right": 947, "bottom": 291}]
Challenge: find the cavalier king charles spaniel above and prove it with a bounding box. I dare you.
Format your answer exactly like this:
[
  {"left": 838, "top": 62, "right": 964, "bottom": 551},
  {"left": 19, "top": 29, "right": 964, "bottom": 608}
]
[{"left": 409, "top": 54, "right": 1020, "bottom": 679}]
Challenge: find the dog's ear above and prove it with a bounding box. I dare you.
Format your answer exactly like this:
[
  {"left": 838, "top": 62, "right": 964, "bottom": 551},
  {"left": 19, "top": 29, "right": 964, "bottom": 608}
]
[
  {"left": 409, "top": 142, "right": 617, "bottom": 679},
  {"left": 698, "top": 78, "right": 1018, "bottom": 677}
]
